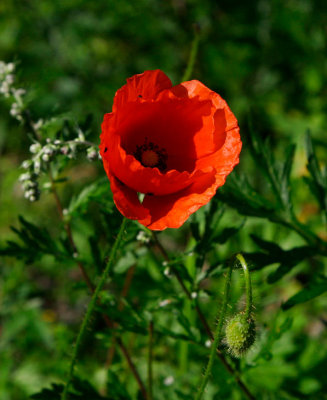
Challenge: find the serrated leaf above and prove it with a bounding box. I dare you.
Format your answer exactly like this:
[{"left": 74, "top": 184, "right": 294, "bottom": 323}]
[
  {"left": 106, "top": 371, "right": 132, "bottom": 399},
  {"left": 267, "top": 246, "right": 316, "bottom": 283},
  {"left": 212, "top": 224, "right": 243, "bottom": 245},
  {"left": 218, "top": 172, "right": 277, "bottom": 219},
  {"left": 250, "top": 234, "right": 283, "bottom": 254},
  {"left": 1, "top": 216, "right": 66, "bottom": 262},
  {"left": 30, "top": 383, "right": 63, "bottom": 399},
  {"left": 68, "top": 178, "right": 111, "bottom": 216},
  {"left": 71, "top": 378, "right": 107, "bottom": 399},
  {"left": 279, "top": 143, "right": 296, "bottom": 210},
  {"left": 282, "top": 279, "right": 327, "bottom": 310},
  {"left": 305, "top": 132, "right": 327, "bottom": 219},
  {"left": 98, "top": 294, "right": 147, "bottom": 335},
  {"left": 114, "top": 251, "right": 136, "bottom": 274}
]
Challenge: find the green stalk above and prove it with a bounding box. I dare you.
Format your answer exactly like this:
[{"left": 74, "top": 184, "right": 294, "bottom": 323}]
[
  {"left": 181, "top": 29, "right": 200, "bottom": 82},
  {"left": 236, "top": 253, "right": 252, "bottom": 319},
  {"left": 195, "top": 263, "right": 233, "bottom": 400},
  {"left": 61, "top": 217, "right": 128, "bottom": 400}
]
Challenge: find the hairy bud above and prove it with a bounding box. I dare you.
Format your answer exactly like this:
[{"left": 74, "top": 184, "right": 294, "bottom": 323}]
[{"left": 225, "top": 313, "right": 255, "bottom": 358}]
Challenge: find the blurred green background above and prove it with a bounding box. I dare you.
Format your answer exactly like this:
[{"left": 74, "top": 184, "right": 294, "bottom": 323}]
[{"left": 1, "top": 0, "right": 327, "bottom": 399}]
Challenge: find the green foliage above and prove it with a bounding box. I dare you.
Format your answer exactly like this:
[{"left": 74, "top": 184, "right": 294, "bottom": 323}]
[
  {"left": 1, "top": 2, "right": 327, "bottom": 400},
  {"left": 0, "top": 216, "right": 68, "bottom": 262}
]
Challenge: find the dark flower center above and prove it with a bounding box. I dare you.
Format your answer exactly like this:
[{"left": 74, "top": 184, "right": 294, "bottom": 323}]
[{"left": 134, "top": 138, "right": 167, "bottom": 171}]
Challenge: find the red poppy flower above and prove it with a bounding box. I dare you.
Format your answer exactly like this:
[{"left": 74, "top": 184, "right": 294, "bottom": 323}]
[{"left": 100, "top": 70, "right": 241, "bottom": 230}]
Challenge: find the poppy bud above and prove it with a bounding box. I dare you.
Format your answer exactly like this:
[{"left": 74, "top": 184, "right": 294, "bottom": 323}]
[{"left": 225, "top": 313, "right": 255, "bottom": 358}]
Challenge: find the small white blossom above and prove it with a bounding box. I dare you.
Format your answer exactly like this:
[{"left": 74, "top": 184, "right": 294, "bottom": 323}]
[
  {"left": 15, "top": 88, "right": 26, "bottom": 96},
  {"left": 164, "top": 376, "right": 174, "bottom": 386},
  {"left": 6, "top": 74, "right": 14, "bottom": 84},
  {"left": 136, "top": 230, "right": 150, "bottom": 243},
  {"left": 34, "top": 159, "right": 41, "bottom": 173},
  {"left": 19, "top": 173, "right": 31, "bottom": 182},
  {"left": 22, "top": 160, "right": 32, "bottom": 169},
  {"left": 159, "top": 299, "right": 170, "bottom": 308},
  {"left": 30, "top": 143, "right": 41, "bottom": 154},
  {"left": 6, "top": 63, "right": 15, "bottom": 73},
  {"left": 33, "top": 119, "right": 43, "bottom": 130},
  {"left": 10, "top": 108, "right": 19, "bottom": 117}
]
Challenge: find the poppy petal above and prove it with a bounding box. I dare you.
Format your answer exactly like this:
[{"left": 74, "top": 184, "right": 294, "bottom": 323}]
[
  {"left": 141, "top": 171, "right": 222, "bottom": 230},
  {"left": 108, "top": 172, "right": 151, "bottom": 223},
  {"left": 100, "top": 70, "right": 242, "bottom": 230},
  {"left": 172, "top": 80, "right": 238, "bottom": 157},
  {"left": 113, "top": 70, "right": 172, "bottom": 112}
]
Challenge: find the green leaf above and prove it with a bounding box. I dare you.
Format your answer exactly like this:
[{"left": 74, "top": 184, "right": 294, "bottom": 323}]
[
  {"left": 98, "top": 293, "right": 147, "bottom": 335},
  {"left": 247, "top": 123, "right": 282, "bottom": 204},
  {"left": 114, "top": 251, "right": 137, "bottom": 274},
  {"left": 67, "top": 178, "right": 112, "bottom": 216},
  {"left": 282, "top": 279, "right": 327, "bottom": 310},
  {"left": 250, "top": 234, "right": 283, "bottom": 254},
  {"left": 305, "top": 132, "right": 327, "bottom": 218},
  {"left": 279, "top": 143, "right": 296, "bottom": 211},
  {"left": 71, "top": 377, "right": 108, "bottom": 399},
  {"left": 267, "top": 246, "right": 316, "bottom": 283},
  {"left": 0, "top": 216, "right": 66, "bottom": 262},
  {"left": 218, "top": 172, "right": 277, "bottom": 219},
  {"left": 30, "top": 383, "right": 63, "bottom": 399},
  {"left": 106, "top": 371, "right": 132, "bottom": 399}
]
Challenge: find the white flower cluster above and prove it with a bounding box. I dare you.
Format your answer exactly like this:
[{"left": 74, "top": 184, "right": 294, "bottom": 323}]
[
  {"left": 0, "top": 61, "right": 26, "bottom": 121},
  {"left": 1, "top": 60, "right": 100, "bottom": 203},
  {"left": 19, "top": 170, "right": 40, "bottom": 202},
  {"left": 136, "top": 230, "right": 151, "bottom": 243},
  {"left": 19, "top": 133, "right": 99, "bottom": 201}
]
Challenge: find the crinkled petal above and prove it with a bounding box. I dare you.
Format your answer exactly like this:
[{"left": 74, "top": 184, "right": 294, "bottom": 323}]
[
  {"left": 196, "top": 127, "right": 242, "bottom": 174},
  {"left": 100, "top": 70, "right": 242, "bottom": 230},
  {"left": 172, "top": 80, "right": 238, "bottom": 157},
  {"left": 140, "top": 171, "right": 222, "bottom": 230},
  {"left": 113, "top": 70, "right": 172, "bottom": 112}
]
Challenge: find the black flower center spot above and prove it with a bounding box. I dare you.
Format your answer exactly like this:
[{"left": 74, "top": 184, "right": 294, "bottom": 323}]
[{"left": 134, "top": 138, "right": 167, "bottom": 171}]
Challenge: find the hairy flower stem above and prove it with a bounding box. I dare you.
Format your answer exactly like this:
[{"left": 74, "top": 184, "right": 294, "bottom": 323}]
[
  {"left": 152, "top": 234, "right": 255, "bottom": 400},
  {"left": 195, "top": 263, "right": 233, "bottom": 400},
  {"left": 182, "top": 27, "right": 200, "bottom": 82},
  {"left": 61, "top": 218, "right": 130, "bottom": 400},
  {"left": 236, "top": 253, "right": 252, "bottom": 319}
]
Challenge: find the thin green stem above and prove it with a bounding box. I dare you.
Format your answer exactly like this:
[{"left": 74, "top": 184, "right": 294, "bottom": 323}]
[
  {"left": 148, "top": 319, "right": 154, "bottom": 400},
  {"left": 152, "top": 233, "right": 255, "bottom": 400},
  {"left": 181, "top": 28, "right": 200, "bottom": 82},
  {"left": 195, "top": 264, "right": 233, "bottom": 400},
  {"left": 61, "top": 217, "right": 128, "bottom": 400},
  {"left": 236, "top": 254, "right": 252, "bottom": 319}
]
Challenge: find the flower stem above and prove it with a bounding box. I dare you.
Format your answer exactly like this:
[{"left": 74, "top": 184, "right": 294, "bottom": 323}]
[
  {"left": 61, "top": 217, "right": 128, "bottom": 400},
  {"left": 152, "top": 233, "right": 255, "bottom": 400},
  {"left": 195, "top": 263, "right": 233, "bottom": 400},
  {"left": 236, "top": 253, "right": 252, "bottom": 319},
  {"left": 182, "top": 27, "right": 200, "bottom": 82}
]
